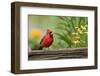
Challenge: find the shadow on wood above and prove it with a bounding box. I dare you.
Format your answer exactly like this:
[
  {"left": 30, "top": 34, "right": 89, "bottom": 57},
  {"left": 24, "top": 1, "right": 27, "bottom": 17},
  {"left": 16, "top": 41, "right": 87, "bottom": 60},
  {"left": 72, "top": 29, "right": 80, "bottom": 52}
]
[{"left": 28, "top": 48, "right": 88, "bottom": 60}]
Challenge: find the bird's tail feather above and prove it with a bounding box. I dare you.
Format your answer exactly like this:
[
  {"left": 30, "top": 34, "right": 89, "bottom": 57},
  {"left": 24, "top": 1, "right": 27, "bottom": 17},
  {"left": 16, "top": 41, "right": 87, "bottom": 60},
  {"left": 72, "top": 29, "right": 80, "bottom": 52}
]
[{"left": 38, "top": 46, "right": 43, "bottom": 50}]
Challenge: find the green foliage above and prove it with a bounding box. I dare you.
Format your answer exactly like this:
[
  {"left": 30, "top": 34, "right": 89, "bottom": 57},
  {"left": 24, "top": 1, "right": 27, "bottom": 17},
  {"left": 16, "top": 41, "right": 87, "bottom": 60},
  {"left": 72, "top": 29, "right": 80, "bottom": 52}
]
[
  {"left": 52, "top": 16, "right": 88, "bottom": 48},
  {"left": 28, "top": 38, "right": 38, "bottom": 49}
]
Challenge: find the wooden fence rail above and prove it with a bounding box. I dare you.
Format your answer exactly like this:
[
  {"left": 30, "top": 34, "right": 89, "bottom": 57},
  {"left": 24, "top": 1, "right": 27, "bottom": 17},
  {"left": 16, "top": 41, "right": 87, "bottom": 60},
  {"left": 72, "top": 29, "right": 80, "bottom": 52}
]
[{"left": 28, "top": 48, "right": 88, "bottom": 60}]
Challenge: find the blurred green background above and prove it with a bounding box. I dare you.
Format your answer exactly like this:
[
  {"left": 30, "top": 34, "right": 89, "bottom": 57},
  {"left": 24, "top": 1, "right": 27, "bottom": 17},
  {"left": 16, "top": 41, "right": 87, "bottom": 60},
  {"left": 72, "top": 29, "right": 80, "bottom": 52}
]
[{"left": 28, "top": 15, "right": 88, "bottom": 50}]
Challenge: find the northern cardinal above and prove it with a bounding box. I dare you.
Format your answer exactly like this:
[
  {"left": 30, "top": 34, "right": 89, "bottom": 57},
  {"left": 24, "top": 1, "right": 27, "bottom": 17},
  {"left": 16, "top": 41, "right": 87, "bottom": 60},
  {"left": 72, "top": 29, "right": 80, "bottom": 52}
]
[{"left": 39, "top": 29, "right": 54, "bottom": 50}]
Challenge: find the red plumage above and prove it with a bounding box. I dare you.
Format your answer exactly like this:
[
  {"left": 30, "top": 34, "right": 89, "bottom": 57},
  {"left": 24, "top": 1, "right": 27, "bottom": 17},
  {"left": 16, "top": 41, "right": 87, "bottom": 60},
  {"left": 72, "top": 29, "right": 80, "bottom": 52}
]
[{"left": 40, "top": 29, "right": 53, "bottom": 49}]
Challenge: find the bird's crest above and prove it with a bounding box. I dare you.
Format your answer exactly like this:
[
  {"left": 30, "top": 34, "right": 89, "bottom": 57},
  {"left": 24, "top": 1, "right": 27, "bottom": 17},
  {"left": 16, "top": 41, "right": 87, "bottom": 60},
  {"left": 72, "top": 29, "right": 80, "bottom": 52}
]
[{"left": 47, "top": 29, "right": 52, "bottom": 34}]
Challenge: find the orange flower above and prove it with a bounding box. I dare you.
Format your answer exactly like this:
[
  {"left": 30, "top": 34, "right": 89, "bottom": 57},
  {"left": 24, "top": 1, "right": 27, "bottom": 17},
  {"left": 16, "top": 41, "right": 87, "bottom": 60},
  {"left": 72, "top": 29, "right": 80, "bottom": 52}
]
[{"left": 29, "top": 28, "right": 41, "bottom": 39}]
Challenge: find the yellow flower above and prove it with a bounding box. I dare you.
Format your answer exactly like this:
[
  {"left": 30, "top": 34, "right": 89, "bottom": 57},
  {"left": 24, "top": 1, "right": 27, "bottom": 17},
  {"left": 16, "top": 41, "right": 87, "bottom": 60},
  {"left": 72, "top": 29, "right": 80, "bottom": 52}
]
[
  {"left": 72, "top": 32, "right": 78, "bottom": 36},
  {"left": 74, "top": 36, "right": 80, "bottom": 40},
  {"left": 72, "top": 36, "right": 80, "bottom": 44},
  {"left": 29, "top": 28, "right": 41, "bottom": 39},
  {"left": 75, "top": 26, "right": 78, "bottom": 29},
  {"left": 77, "top": 28, "right": 82, "bottom": 34},
  {"left": 81, "top": 25, "right": 86, "bottom": 30},
  {"left": 72, "top": 40, "right": 80, "bottom": 44}
]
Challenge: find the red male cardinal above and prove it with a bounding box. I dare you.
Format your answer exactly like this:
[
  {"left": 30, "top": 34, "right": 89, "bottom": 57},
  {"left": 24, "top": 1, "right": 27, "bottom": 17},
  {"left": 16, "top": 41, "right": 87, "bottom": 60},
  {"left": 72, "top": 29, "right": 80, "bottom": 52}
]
[{"left": 39, "top": 29, "right": 54, "bottom": 50}]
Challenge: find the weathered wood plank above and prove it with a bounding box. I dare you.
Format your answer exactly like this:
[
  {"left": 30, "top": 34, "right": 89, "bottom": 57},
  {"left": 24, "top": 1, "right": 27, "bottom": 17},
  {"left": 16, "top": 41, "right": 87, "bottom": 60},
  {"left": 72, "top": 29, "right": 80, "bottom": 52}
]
[{"left": 28, "top": 47, "right": 88, "bottom": 60}]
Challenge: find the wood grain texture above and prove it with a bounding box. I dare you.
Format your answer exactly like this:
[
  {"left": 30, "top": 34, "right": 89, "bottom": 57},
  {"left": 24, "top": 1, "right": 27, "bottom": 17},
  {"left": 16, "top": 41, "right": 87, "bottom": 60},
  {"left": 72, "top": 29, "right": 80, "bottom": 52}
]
[{"left": 28, "top": 48, "right": 88, "bottom": 60}]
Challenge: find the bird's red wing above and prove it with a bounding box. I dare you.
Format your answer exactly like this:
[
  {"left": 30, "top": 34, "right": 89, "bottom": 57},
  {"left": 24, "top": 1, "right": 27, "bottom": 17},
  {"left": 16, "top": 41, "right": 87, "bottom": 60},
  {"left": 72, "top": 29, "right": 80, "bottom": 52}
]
[{"left": 40, "top": 35, "right": 45, "bottom": 44}]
